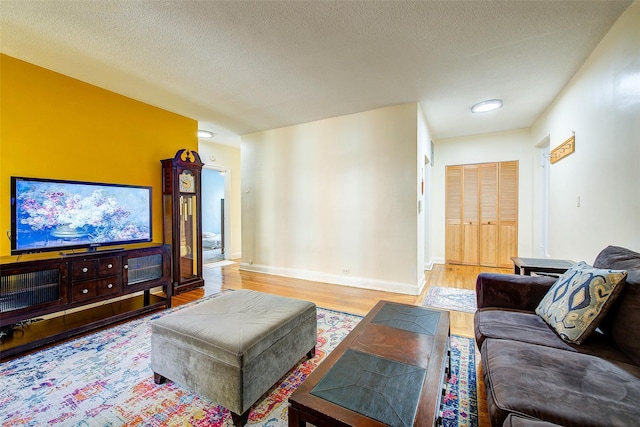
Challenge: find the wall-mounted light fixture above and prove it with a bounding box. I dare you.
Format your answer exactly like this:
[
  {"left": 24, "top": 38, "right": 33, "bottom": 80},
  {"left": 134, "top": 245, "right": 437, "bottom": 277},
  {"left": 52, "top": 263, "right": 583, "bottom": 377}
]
[
  {"left": 197, "top": 130, "right": 214, "bottom": 138},
  {"left": 471, "top": 99, "right": 503, "bottom": 113}
]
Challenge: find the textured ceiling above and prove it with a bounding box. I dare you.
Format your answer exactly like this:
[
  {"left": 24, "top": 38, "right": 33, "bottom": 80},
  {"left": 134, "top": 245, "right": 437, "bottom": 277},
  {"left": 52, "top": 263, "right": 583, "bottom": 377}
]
[{"left": 0, "top": 1, "right": 632, "bottom": 144}]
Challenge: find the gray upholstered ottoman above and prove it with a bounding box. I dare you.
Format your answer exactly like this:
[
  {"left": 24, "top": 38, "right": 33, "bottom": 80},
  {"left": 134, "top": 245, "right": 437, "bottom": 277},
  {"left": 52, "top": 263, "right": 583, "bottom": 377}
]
[{"left": 150, "top": 289, "right": 317, "bottom": 426}]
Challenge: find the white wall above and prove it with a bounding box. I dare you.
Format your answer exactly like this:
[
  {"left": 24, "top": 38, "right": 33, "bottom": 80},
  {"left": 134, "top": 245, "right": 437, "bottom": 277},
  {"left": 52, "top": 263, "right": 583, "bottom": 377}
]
[
  {"left": 530, "top": 2, "right": 640, "bottom": 263},
  {"left": 197, "top": 141, "right": 242, "bottom": 259},
  {"left": 240, "top": 103, "right": 424, "bottom": 295},
  {"left": 431, "top": 129, "right": 535, "bottom": 262},
  {"left": 204, "top": 2, "right": 640, "bottom": 277},
  {"left": 417, "top": 104, "right": 434, "bottom": 270},
  {"left": 415, "top": 105, "right": 428, "bottom": 283}
]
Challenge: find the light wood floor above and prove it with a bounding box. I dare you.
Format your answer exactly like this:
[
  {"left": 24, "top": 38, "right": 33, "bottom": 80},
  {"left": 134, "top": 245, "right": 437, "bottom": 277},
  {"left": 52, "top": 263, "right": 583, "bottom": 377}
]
[{"left": 174, "top": 261, "right": 511, "bottom": 427}]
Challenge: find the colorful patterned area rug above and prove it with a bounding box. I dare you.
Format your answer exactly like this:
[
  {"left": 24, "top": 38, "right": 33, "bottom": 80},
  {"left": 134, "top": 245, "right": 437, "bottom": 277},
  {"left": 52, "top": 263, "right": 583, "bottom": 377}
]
[
  {"left": 424, "top": 286, "right": 478, "bottom": 313},
  {"left": 1, "top": 294, "right": 477, "bottom": 427}
]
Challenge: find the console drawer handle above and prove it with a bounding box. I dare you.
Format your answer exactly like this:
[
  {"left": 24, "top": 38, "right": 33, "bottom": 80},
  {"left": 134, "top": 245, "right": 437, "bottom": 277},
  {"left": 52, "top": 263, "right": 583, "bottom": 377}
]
[
  {"left": 82, "top": 289, "right": 89, "bottom": 294},
  {"left": 124, "top": 265, "right": 129, "bottom": 270},
  {"left": 107, "top": 263, "right": 113, "bottom": 269},
  {"left": 107, "top": 283, "right": 113, "bottom": 289},
  {"left": 82, "top": 267, "right": 88, "bottom": 273}
]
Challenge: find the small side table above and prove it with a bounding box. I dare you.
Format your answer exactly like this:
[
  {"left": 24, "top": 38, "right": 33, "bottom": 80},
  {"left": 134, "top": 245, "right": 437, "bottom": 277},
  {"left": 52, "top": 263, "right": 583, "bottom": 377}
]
[{"left": 510, "top": 257, "right": 575, "bottom": 276}]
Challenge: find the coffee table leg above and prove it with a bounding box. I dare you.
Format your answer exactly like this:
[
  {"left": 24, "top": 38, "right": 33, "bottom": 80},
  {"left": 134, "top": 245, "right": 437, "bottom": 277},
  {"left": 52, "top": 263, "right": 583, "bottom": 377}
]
[{"left": 288, "top": 406, "right": 305, "bottom": 427}]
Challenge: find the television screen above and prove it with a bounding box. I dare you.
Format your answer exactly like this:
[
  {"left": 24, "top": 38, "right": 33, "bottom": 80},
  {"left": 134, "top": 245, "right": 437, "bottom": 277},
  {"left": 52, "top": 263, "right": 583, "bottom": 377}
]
[{"left": 11, "top": 177, "right": 152, "bottom": 254}]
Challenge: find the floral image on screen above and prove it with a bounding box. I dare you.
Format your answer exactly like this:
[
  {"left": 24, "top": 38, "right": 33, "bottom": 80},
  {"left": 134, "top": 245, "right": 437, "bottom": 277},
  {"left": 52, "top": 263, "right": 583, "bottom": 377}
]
[{"left": 14, "top": 179, "right": 151, "bottom": 252}]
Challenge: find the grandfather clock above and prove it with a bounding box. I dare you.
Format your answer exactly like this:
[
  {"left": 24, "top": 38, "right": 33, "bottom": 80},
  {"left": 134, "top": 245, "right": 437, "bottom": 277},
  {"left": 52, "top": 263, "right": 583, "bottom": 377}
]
[{"left": 162, "top": 149, "right": 204, "bottom": 294}]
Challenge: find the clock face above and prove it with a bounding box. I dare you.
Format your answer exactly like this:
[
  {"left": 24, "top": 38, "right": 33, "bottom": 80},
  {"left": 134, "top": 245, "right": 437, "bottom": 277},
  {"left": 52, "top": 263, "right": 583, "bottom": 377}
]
[{"left": 179, "top": 171, "right": 195, "bottom": 193}]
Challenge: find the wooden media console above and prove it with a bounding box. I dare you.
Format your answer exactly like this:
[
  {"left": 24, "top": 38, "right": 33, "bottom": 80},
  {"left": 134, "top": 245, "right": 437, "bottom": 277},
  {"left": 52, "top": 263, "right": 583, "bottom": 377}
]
[{"left": 0, "top": 244, "right": 171, "bottom": 360}]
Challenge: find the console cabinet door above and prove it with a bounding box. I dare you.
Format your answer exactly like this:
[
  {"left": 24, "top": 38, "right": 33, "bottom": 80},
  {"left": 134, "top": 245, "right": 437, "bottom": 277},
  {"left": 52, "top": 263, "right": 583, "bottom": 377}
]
[
  {"left": 123, "top": 245, "right": 171, "bottom": 297},
  {"left": 0, "top": 261, "right": 67, "bottom": 323}
]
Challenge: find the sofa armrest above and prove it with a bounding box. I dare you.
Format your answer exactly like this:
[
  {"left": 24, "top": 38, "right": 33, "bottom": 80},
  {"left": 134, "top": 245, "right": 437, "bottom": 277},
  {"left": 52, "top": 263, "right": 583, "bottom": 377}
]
[{"left": 476, "top": 273, "right": 557, "bottom": 312}]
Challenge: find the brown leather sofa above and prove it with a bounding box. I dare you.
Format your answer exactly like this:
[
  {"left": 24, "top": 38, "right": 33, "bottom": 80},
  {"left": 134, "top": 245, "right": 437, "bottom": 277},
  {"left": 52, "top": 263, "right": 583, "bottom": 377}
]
[{"left": 474, "top": 246, "right": 640, "bottom": 427}]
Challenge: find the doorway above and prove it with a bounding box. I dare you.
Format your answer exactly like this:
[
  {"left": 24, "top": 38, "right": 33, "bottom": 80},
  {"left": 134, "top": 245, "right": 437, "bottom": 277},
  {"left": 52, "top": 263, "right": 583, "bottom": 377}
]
[{"left": 201, "top": 168, "right": 226, "bottom": 263}]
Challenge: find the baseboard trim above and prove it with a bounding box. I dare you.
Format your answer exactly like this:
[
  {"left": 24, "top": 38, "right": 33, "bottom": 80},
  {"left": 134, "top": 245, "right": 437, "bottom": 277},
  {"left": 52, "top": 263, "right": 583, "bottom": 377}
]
[
  {"left": 431, "top": 257, "right": 445, "bottom": 265},
  {"left": 417, "top": 272, "right": 426, "bottom": 296},
  {"left": 239, "top": 263, "right": 423, "bottom": 296}
]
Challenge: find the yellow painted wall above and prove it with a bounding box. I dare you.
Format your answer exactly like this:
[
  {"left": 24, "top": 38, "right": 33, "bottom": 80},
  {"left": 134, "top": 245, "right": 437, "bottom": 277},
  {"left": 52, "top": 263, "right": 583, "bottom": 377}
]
[{"left": 0, "top": 54, "right": 198, "bottom": 256}]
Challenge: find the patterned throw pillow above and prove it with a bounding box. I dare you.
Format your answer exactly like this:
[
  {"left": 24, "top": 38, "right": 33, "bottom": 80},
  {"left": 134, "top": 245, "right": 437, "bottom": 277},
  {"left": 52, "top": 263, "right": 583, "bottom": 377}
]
[{"left": 535, "top": 261, "right": 627, "bottom": 344}]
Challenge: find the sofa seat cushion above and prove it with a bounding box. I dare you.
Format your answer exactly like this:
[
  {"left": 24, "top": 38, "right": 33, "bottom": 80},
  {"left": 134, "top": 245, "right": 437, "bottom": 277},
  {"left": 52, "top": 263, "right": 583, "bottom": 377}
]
[
  {"left": 475, "top": 308, "right": 569, "bottom": 350},
  {"left": 535, "top": 261, "right": 627, "bottom": 344},
  {"left": 482, "top": 338, "right": 640, "bottom": 427},
  {"left": 474, "top": 308, "right": 634, "bottom": 364}
]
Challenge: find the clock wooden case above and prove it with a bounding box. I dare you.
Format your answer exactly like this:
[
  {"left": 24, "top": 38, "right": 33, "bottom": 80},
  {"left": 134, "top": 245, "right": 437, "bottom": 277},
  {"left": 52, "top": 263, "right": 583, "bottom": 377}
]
[{"left": 161, "top": 149, "right": 205, "bottom": 294}]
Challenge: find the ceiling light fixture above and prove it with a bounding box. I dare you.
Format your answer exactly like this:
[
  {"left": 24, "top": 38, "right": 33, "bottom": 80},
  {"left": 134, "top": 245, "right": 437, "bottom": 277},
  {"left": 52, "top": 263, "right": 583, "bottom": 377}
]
[
  {"left": 471, "top": 99, "right": 503, "bottom": 113},
  {"left": 197, "top": 130, "right": 214, "bottom": 138}
]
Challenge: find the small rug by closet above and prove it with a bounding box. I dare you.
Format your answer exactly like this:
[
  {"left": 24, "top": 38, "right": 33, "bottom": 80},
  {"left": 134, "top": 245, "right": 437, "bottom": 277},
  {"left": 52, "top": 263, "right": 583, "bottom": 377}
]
[
  {"left": 424, "top": 286, "right": 477, "bottom": 313},
  {"left": 1, "top": 294, "right": 477, "bottom": 427}
]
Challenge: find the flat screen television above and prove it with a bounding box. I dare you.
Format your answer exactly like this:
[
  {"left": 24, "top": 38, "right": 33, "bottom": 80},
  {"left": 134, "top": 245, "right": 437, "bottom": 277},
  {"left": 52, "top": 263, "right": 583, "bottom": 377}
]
[{"left": 11, "top": 177, "right": 152, "bottom": 255}]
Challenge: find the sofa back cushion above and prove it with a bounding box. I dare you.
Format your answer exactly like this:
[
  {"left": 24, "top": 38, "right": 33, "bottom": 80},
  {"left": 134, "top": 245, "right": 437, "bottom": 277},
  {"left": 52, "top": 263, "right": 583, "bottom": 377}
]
[{"left": 594, "top": 246, "right": 640, "bottom": 365}]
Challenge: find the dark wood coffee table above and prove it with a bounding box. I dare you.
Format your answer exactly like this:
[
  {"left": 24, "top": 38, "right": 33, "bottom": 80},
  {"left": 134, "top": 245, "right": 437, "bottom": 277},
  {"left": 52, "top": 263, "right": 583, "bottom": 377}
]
[
  {"left": 510, "top": 257, "right": 575, "bottom": 276},
  {"left": 288, "top": 301, "right": 450, "bottom": 427}
]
